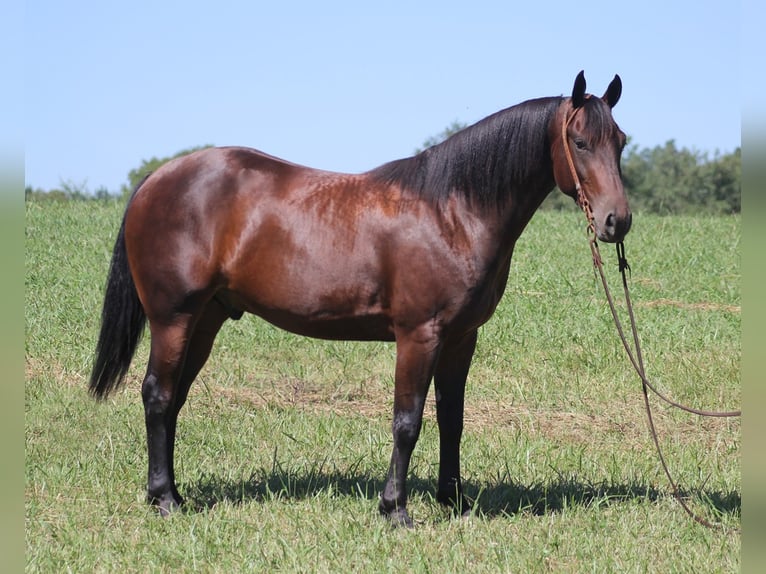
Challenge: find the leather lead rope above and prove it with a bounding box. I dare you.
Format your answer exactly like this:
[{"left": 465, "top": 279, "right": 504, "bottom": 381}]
[{"left": 561, "top": 103, "right": 740, "bottom": 530}]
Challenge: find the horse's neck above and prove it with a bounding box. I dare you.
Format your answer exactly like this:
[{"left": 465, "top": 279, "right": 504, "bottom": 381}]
[{"left": 485, "top": 167, "right": 557, "bottom": 253}]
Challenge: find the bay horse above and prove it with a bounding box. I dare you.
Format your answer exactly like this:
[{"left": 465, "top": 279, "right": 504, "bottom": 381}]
[{"left": 90, "top": 71, "right": 631, "bottom": 527}]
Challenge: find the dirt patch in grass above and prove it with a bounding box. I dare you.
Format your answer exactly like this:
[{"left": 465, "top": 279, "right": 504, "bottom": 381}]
[
  {"left": 638, "top": 298, "right": 740, "bottom": 313},
  {"left": 216, "top": 378, "right": 392, "bottom": 420},
  {"left": 25, "top": 357, "right": 87, "bottom": 389},
  {"left": 214, "top": 377, "right": 739, "bottom": 454},
  {"left": 28, "top": 352, "right": 736, "bottom": 459}
]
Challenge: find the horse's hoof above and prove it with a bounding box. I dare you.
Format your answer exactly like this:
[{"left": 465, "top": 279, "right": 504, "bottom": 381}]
[
  {"left": 381, "top": 507, "right": 414, "bottom": 528},
  {"left": 150, "top": 494, "right": 183, "bottom": 517},
  {"left": 437, "top": 492, "right": 472, "bottom": 519}
]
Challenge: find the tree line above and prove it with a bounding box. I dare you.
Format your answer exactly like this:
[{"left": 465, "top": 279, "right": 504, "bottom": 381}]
[
  {"left": 536, "top": 139, "right": 740, "bottom": 215},
  {"left": 26, "top": 132, "right": 740, "bottom": 216}
]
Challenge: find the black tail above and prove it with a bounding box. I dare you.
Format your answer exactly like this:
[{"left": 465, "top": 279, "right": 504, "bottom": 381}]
[{"left": 89, "top": 187, "right": 147, "bottom": 399}]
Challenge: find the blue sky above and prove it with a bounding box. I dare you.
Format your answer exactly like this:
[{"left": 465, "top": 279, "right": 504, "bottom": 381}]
[{"left": 24, "top": 1, "right": 740, "bottom": 194}]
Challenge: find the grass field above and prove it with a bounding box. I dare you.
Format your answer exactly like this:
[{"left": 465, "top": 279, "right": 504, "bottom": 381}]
[{"left": 25, "top": 199, "right": 740, "bottom": 572}]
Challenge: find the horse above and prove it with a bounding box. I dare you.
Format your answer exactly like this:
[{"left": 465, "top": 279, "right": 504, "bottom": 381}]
[{"left": 89, "top": 71, "right": 631, "bottom": 527}]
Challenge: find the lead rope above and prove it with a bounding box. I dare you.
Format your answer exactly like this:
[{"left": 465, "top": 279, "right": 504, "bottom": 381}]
[{"left": 561, "top": 105, "right": 740, "bottom": 530}]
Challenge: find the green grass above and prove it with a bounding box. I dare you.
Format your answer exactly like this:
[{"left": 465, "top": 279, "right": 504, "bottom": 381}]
[{"left": 25, "top": 200, "right": 740, "bottom": 572}]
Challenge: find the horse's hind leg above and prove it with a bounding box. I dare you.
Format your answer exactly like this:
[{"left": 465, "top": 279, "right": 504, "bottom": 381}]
[
  {"left": 142, "top": 316, "right": 190, "bottom": 514},
  {"left": 142, "top": 301, "right": 228, "bottom": 515},
  {"left": 165, "top": 301, "right": 230, "bottom": 507}
]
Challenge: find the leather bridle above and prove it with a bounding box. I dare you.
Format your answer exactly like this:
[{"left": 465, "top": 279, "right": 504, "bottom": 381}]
[
  {"left": 561, "top": 101, "right": 741, "bottom": 530},
  {"left": 561, "top": 103, "right": 595, "bottom": 232}
]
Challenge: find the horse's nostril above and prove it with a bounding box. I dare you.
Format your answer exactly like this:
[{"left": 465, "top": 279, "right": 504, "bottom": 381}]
[{"left": 606, "top": 213, "right": 616, "bottom": 229}]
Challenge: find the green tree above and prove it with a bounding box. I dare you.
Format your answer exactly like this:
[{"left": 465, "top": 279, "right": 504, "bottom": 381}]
[
  {"left": 697, "top": 148, "right": 741, "bottom": 214},
  {"left": 414, "top": 120, "right": 467, "bottom": 154},
  {"left": 24, "top": 179, "right": 104, "bottom": 202},
  {"left": 121, "top": 145, "right": 213, "bottom": 199},
  {"left": 621, "top": 141, "right": 740, "bottom": 215},
  {"left": 25, "top": 185, "right": 63, "bottom": 201},
  {"left": 59, "top": 179, "right": 90, "bottom": 201}
]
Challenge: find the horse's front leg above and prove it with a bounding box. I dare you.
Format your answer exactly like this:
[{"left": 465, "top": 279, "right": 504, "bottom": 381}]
[
  {"left": 379, "top": 324, "right": 442, "bottom": 527},
  {"left": 434, "top": 329, "right": 478, "bottom": 517}
]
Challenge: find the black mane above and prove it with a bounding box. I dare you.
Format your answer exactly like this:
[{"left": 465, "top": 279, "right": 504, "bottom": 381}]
[{"left": 369, "top": 96, "right": 563, "bottom": 208}]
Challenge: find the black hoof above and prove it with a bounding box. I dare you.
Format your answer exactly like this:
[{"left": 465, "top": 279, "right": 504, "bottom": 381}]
[
  {"left": 379, "top": 500, "right": 414, "bottom": 528},
  {"left": 149, "top": 493, "right": 183, "bottom": 517},
  {"left": 382, "top": 508, "right": 414, "bottom": 528},
  {"left": 437, "top": 491, "right": 472, "bottom": 518}
]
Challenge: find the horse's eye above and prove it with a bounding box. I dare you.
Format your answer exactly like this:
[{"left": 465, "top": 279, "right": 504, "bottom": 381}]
[{"left": 575, "top": 138, "right": 587, "bottom": 151}]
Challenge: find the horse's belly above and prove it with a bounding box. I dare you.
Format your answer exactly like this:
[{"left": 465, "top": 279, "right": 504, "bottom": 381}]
[
  {"left": 217, "top": 282, "right": 396, "bottom": 342},
  {"left": 258, "top": 309, "right": 396, "bottom": 342}
]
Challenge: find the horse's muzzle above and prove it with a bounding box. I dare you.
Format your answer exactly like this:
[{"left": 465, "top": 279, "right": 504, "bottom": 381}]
[{"left": 598, "top": 210, "right": 632, "bottom": 243}]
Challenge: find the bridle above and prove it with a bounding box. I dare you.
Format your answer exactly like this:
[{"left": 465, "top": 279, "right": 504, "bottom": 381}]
[
  {"left": 561, "top": 102, "right": 596, "bottom": 233},
  {"left": 560, "top": 101, "right": 741, "bottom": 530}
]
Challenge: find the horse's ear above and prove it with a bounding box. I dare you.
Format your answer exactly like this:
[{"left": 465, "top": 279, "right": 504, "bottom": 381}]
[
  {"left": 602, "top": 74, "right": 622, "bottom": 108},
  {"left": 572, "top": 70, "right": 586, "bottom": 108}
]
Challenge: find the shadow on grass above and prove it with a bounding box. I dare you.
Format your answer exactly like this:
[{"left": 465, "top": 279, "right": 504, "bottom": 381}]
[{"left": 181, "top": 467, "right": 740, "bottom": 521}]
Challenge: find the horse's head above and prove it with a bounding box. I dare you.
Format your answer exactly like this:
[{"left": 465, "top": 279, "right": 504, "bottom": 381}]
[{"left": 552, "top": 71, "right": 632, "bottom": 243}]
